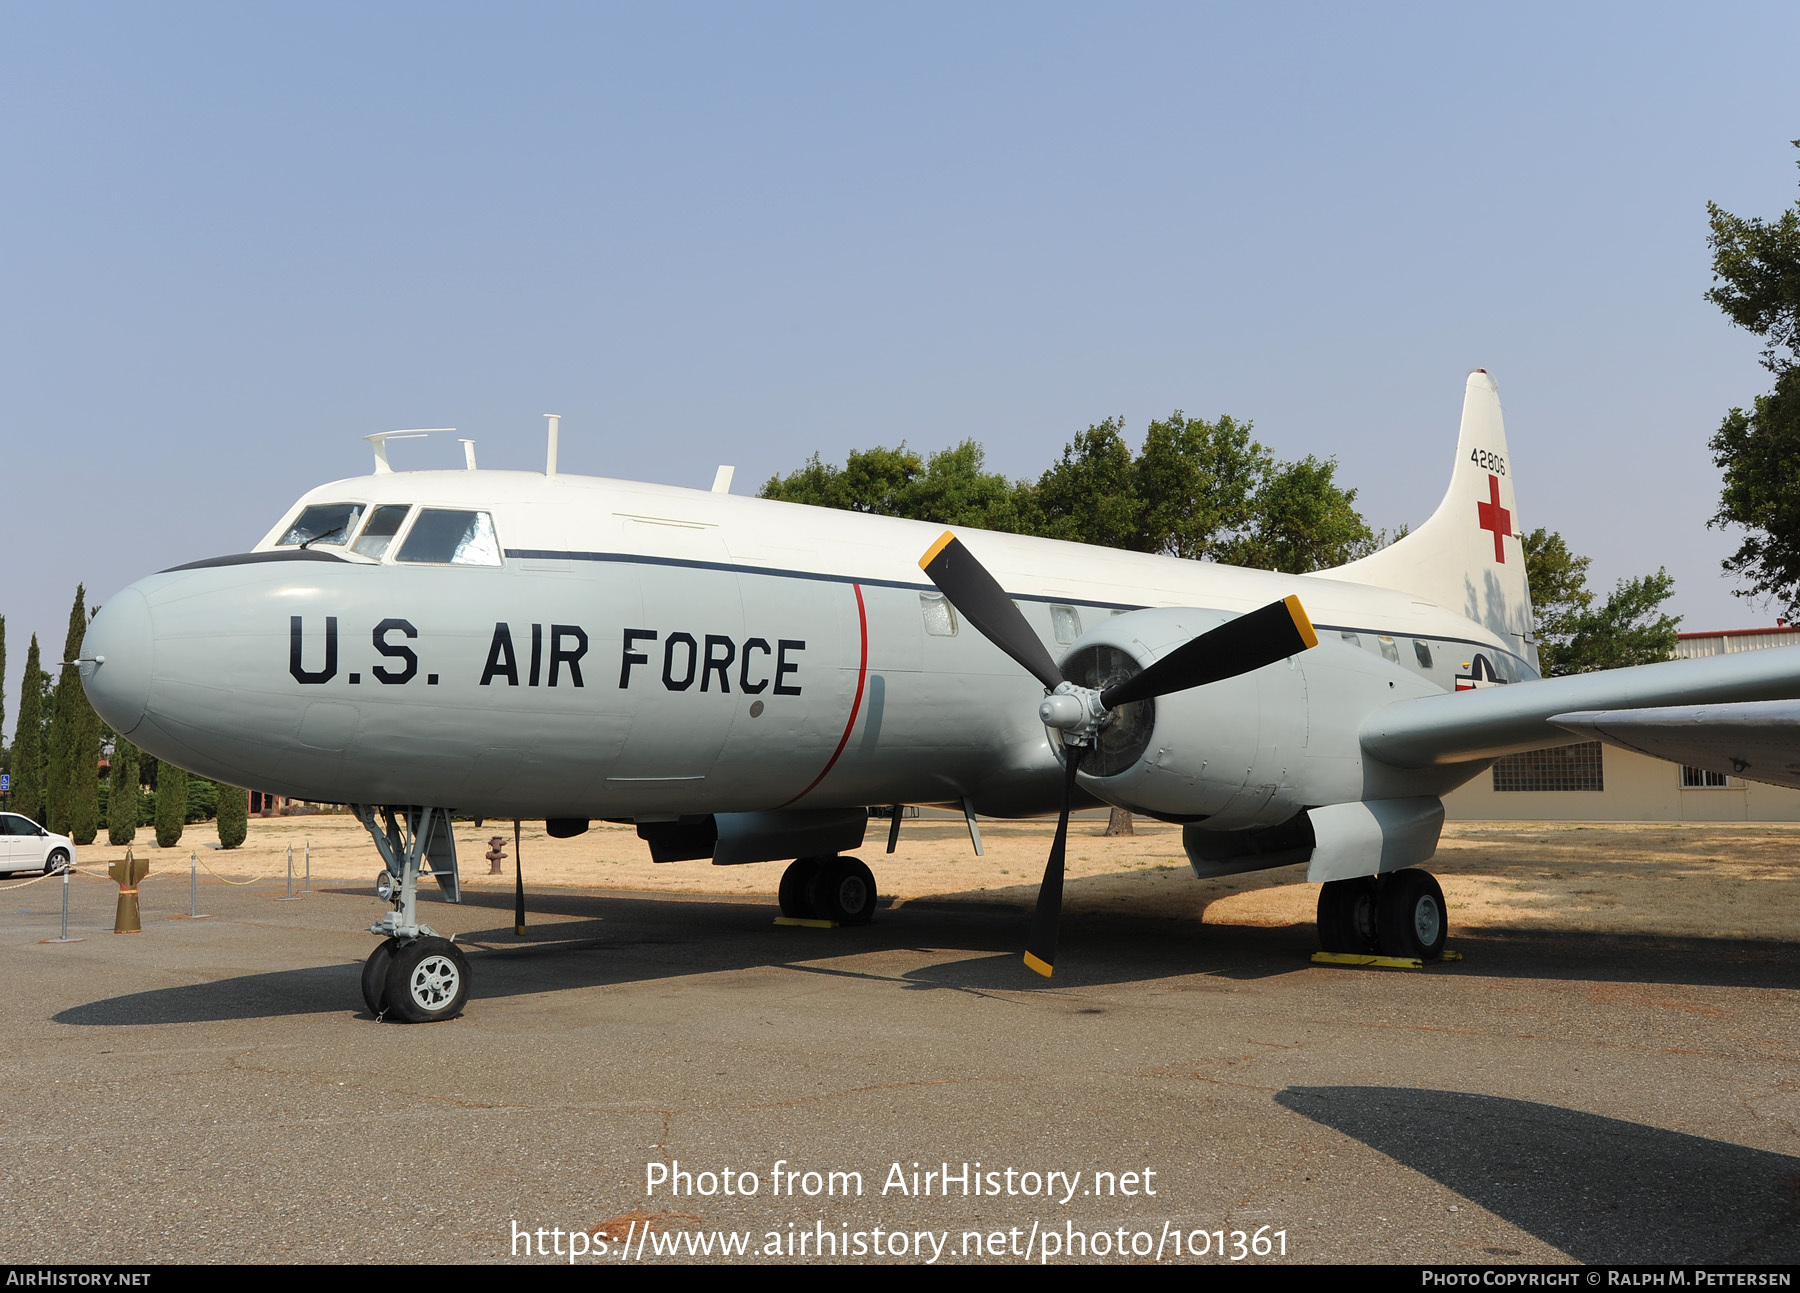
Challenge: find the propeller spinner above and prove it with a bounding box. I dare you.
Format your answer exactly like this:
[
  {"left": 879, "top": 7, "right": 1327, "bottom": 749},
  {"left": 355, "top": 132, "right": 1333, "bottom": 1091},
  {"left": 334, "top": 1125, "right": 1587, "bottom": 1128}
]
[{"left": 918, "top": 531, "right": 1319, "bottom": 977}]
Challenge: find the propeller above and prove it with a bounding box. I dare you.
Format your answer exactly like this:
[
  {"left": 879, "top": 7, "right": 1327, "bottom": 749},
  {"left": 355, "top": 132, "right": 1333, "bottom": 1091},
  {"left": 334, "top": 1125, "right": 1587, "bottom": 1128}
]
[{"left": 919, "top": 531, "right": 1319, "bottom": 977}]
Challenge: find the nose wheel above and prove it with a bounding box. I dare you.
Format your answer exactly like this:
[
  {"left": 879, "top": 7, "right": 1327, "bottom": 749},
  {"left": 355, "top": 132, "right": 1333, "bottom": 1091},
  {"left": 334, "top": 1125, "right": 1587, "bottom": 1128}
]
[{"left": 364, "top": 937, "right": 470, "bottom": 1022}]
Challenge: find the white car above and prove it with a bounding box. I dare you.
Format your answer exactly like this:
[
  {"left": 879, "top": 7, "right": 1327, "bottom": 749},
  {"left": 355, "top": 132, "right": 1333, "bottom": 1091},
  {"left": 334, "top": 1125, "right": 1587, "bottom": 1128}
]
[{"left": 0, "top": 814, "right": 76, "bottom": 877}]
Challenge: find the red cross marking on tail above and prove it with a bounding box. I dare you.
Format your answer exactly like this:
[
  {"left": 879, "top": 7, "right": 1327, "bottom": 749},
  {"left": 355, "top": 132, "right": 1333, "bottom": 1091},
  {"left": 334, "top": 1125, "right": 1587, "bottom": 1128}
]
[{"left": 1476, "top": 472, "right": 1510, "bottom": 563}]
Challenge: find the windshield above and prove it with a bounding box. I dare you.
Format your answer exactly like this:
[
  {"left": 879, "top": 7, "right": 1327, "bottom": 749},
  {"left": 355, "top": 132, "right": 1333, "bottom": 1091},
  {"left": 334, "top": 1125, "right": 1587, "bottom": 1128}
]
[
  {"left": 351, "top": 504, "right": 413, "bottom": 559},
  {"left": 277, "top": 503, "right": 366, "bottom": 548},
  {"left": 396, "top": 509, "right": 502, "bottom": 566}
]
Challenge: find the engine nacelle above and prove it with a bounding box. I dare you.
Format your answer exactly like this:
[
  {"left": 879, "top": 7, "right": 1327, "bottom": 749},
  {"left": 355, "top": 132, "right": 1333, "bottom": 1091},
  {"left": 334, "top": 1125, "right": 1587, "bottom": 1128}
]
[{"left": 1060, "top": 605, "right": 1425, "bottom": 829}]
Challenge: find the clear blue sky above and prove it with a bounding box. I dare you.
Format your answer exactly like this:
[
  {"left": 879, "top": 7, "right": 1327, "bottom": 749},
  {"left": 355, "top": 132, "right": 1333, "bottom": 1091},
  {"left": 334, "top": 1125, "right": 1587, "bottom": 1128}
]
[{"left": 4, "top": 3, "right": 1798, "bottom": 716}]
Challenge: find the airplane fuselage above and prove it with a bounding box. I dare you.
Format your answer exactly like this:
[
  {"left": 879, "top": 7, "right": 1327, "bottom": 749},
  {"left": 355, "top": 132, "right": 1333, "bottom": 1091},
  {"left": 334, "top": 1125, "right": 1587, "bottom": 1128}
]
[{"left": 83, "top": 468, "right": 1530, "bottom": 827}]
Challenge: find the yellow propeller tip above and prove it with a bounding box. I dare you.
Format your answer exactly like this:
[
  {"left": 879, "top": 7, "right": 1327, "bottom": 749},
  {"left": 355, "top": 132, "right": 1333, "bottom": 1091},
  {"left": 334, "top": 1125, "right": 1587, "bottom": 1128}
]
[
  {"left": 1023, "top": 952, "right": 1054, "bottom": 978},
  {"left": 919, "top": 530, "right": 957, "bottom": 571},
  {"left": 1283, "top": 594, "right": 1319, "bottom": 650}
]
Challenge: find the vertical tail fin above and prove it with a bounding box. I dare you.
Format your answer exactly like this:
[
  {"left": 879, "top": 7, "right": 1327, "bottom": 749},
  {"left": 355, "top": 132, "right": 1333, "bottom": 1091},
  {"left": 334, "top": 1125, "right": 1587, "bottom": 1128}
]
[{"left": 1326, "top": 370, "right": 1537, "bottom": 668}]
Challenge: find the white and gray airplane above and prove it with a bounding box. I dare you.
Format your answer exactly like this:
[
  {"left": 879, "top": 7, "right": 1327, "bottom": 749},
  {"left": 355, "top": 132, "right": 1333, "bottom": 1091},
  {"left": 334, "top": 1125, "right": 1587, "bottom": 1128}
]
[{"left": 78, "top": 373, "right": 1800, "bottom": 1022}]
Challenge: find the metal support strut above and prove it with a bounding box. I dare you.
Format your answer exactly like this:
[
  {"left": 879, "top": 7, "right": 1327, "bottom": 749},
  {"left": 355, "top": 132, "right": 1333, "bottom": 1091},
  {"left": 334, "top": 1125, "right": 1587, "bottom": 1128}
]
[{"left": 353, "top": 805, "right": 461, "bottom": 941}]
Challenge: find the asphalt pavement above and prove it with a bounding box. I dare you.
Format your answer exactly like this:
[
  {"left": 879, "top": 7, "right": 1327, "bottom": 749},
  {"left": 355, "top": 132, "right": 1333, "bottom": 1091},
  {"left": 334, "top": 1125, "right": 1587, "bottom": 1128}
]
[{"left": 3, "top": 864, "right": 1797, "bottom": 1264}]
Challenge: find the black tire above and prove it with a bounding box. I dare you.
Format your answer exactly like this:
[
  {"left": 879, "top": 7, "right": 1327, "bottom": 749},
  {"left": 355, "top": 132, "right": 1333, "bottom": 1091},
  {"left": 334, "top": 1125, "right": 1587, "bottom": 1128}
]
[
  {"left": 383, "top": 938, "right": 471, "bottom": 1023},
  {"left": 43, "top": 849, "right": 69, "bottom": 877},
  {"left": 807, "top": 856, "right": 877, "bottom": 926},
  {"left": 1375, "top": 869, "right": 1448, "bottom": 961},
  {"left": 1317, "top": 876, "right": 1379, "bottom": 953},
  {"left": 361, "top": 938, "right": 399, "bottom": 1017},
  {"left": 779, "top": 857, "right": 824, "bottom": 918}
]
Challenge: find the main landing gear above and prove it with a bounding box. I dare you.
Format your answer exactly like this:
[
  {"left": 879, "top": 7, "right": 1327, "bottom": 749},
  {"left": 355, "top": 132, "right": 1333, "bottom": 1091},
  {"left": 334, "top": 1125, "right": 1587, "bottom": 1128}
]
[
  {"left": 1316, "top": 868, "right": 1447, "bottom": 961},
  {"left": 778, "top": 855, "right": 878, "bottom": 925},
  {"left": 354, "top": 805, "right": 470, "bottom": 1023}
]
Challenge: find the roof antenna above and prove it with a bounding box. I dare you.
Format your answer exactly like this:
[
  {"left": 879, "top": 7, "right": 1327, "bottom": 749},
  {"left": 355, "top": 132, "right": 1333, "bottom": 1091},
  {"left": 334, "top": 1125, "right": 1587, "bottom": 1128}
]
[
  {"left": 364, "top": 429, "right": 450, "bottom": 475},
  {"left": 458, "top": 438, "right": 477, "bottom": 470},
  {"left": 544, "top": 413, "right": 560, "bottom": 478}
]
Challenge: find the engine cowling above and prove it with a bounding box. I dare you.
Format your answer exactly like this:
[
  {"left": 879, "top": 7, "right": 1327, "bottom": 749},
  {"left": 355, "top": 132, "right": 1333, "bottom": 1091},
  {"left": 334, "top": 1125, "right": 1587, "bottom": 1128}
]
[{"left": 1058, "top": 607, "right": 1311, "bottom": 828}]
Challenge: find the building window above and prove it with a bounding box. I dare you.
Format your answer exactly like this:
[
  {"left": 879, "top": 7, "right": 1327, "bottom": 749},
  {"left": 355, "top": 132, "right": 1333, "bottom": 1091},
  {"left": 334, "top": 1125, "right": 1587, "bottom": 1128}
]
[
  {"left": 1492, "top": 742, "right": 1604, "bottom": 792},
  {"left": 1681, "top": 765, "right": 1730, "bottom": 788}
]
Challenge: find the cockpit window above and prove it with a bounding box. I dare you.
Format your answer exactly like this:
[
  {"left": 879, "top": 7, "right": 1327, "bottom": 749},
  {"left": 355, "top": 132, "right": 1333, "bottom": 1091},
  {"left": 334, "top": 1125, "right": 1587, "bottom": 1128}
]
[
  {"left": 351, "top": 504, "right": 413, "bottom": 560},
  {"left": 396, "top": 509, "right": 502, "bottom": 566},
  {"left": 278, "top": 503, "right": 365, "bottom": 548}
]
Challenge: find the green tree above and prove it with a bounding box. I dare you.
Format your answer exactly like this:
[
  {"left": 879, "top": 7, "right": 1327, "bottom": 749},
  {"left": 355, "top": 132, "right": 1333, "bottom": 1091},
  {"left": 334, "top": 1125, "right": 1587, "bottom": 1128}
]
[
  {"left": 1707, "top": 142, "right": 1800, "bottom": 612},
  {"left": 216, "top": 784, "right": 248, "bottom": 849},
  {"left": 11, "top": 635, "right": 46, "bottom": 822},
  {"left": 107, "top": 735, "right": 139, "bottom": 847},
  {"left": 1225, "top": 454, "right": 1377, "bottom": 574},
  {"left": 1523, "top": 528, "right": 1681, "bottom": 676},
  {"left": 1134, "top": 412, "right": 1268, "bottom": 559},
  {"left": 155, "top": 763, "right": 187, "bottom": 848},
  {"left": 47, "top": 586, "right": 100, "bottom": 842},
  {"left": 1030, "top": 418, "right": 1142, "bottom": 548},
  {"left": 761, "top": 440, "right": 1031, "bottom": 532}
]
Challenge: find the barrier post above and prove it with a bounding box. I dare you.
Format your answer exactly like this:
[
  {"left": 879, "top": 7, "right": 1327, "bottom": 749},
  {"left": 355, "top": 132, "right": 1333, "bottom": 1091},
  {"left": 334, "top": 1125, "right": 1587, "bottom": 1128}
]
[{"left": 279, "top": 842, "right": 303, "bottom": 901}]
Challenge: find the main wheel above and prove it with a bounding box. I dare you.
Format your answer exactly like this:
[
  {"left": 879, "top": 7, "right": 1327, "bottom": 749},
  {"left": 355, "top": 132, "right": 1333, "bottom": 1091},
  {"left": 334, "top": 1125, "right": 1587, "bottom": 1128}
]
[
  {"left": 807, "top": 856, "right": 877, "bottom": 926},
  {"left": 1317, "top": 876, "right": 1379, "bottom": 953},
  {"left": 383, "top": 938, "right": 471, "bottom": 1023},
  {"left": 43, "top": 848, "right": 69, "bottom": 877},
  {"left": 361, "top": 938, "right": 399, "bottom": 1017},
  {"left": 779, "top": 857, "right": 824, "bottom": 918},
  {"left": 1375, "top": 869, "right": 1448, "bottom": 961}
]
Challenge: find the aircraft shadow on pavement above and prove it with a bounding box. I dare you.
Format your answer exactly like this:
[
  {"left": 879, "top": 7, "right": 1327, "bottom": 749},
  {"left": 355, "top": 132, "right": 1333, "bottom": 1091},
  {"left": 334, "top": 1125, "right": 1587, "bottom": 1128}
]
[
  {"left": 49, "top": 885, "right": 1800, "bottom": 1026},
  {"left": 1277, "top": 1086, "right": 1800, "bottom": 1263}
]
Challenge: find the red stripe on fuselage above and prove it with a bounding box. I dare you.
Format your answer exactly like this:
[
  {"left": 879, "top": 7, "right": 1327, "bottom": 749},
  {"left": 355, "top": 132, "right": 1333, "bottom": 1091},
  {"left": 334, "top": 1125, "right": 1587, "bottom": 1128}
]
[{"left": 777, "top": 582, "right": 869, "bottom": 808}]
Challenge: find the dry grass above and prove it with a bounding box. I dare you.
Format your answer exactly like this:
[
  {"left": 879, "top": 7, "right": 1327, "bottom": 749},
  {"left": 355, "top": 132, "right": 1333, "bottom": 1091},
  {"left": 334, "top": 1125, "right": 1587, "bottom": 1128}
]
[{"left": 81, "top": 814, "right": 1800, "bottom": 942}]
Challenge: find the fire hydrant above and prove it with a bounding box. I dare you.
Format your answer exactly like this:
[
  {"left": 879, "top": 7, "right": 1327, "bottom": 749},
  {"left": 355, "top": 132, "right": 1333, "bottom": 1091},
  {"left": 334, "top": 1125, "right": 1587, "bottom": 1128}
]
[{"left": 486, "top": 835, "right": 507, "bottom": 875}]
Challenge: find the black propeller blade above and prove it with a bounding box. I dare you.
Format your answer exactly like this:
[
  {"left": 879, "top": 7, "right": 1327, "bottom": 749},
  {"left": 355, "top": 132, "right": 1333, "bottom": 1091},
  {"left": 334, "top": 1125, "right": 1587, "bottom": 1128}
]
[
  {"left": 918, "top": 531, "right": 1320, "bottom": 978},
  {"left": 920, "top": 532, "right": 1064, "bottom": 692},
  {"left": 1099, "top": 594, "right": 1317, "bottom": 708},
  {"left": 1023, "top": 746, "right": 1082, "bottom": 977}
]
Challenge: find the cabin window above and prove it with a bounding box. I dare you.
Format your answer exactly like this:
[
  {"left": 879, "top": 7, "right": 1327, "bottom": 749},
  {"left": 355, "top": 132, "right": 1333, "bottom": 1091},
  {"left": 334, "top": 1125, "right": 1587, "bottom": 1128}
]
[
  {"left": 1377, "top": 635, "right": 1400, "bottom": 663},
  {"left": 1339, "top": 631, "right": 1361, "bottom": 648},
  {"left": 396, "top": 509, "right": 502, "bottom": 566},
  {"left": 351, "top": 505, "right": 413, "bottom": 560},
  {"left": 1681, "top": 766, "right": 1730, "bottom": 788},
  {"left": 1050, "top": 604, "right": 1082, "bottom": 645},
  {"left": 1413, "top": 639, "right": 1433, "bottom": 668},
  {"left": 919, "top": 592, "right": 958, "bottom": 637},
  {"left": 277, "top": 503, "right": 365, "bottom": 548}
]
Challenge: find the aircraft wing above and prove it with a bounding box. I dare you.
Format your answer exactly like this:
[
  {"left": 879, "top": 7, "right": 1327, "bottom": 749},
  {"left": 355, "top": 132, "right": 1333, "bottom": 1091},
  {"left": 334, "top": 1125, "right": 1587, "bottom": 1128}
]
[
  {"left": 1361, "top": 646, "right": 1800, "bottom": 768},
  {"left": 1546, "top": 700, "right": 1800, "bottom": 791}
]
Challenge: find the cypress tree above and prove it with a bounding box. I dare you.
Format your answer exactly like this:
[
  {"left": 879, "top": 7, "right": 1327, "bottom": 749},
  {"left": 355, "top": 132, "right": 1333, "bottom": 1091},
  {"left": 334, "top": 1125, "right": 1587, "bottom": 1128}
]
[
  {"left": 107, "top": 736, "right": 139, "bottom": 846},
  {"left": 47, "top": 585, "right": 87, "bottom": 834},
  {"left": 155, "top": 763, "right": 187, "bottom": 848},
  {"left": 216, "top": 784, "right": 248, "bottom": 849},
  {"left": 12, "top": 635, "right": 44, "bottom": 823}
]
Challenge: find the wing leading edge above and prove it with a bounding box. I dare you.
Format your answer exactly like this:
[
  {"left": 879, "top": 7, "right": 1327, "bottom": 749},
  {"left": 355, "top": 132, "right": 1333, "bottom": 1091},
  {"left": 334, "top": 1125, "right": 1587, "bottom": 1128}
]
[
  {"left": 1549, "top": 700, "right": 1800, "bottom": 792},
  {"left": 1361, "top": 646, "right": 1800, "bottom": 769}
]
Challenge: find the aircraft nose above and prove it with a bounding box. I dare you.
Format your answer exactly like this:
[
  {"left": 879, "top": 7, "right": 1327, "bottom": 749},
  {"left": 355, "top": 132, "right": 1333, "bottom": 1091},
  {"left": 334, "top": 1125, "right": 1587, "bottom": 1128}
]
[{"left": 82, "top": 586, "right": 153, "bottom": 735}]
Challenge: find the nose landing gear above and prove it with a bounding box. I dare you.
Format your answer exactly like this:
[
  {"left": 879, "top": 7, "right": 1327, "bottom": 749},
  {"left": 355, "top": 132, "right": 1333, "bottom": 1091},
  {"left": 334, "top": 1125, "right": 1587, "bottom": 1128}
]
[{"left": 354, "top": 805, "right": 470, "bottom": 1022}]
